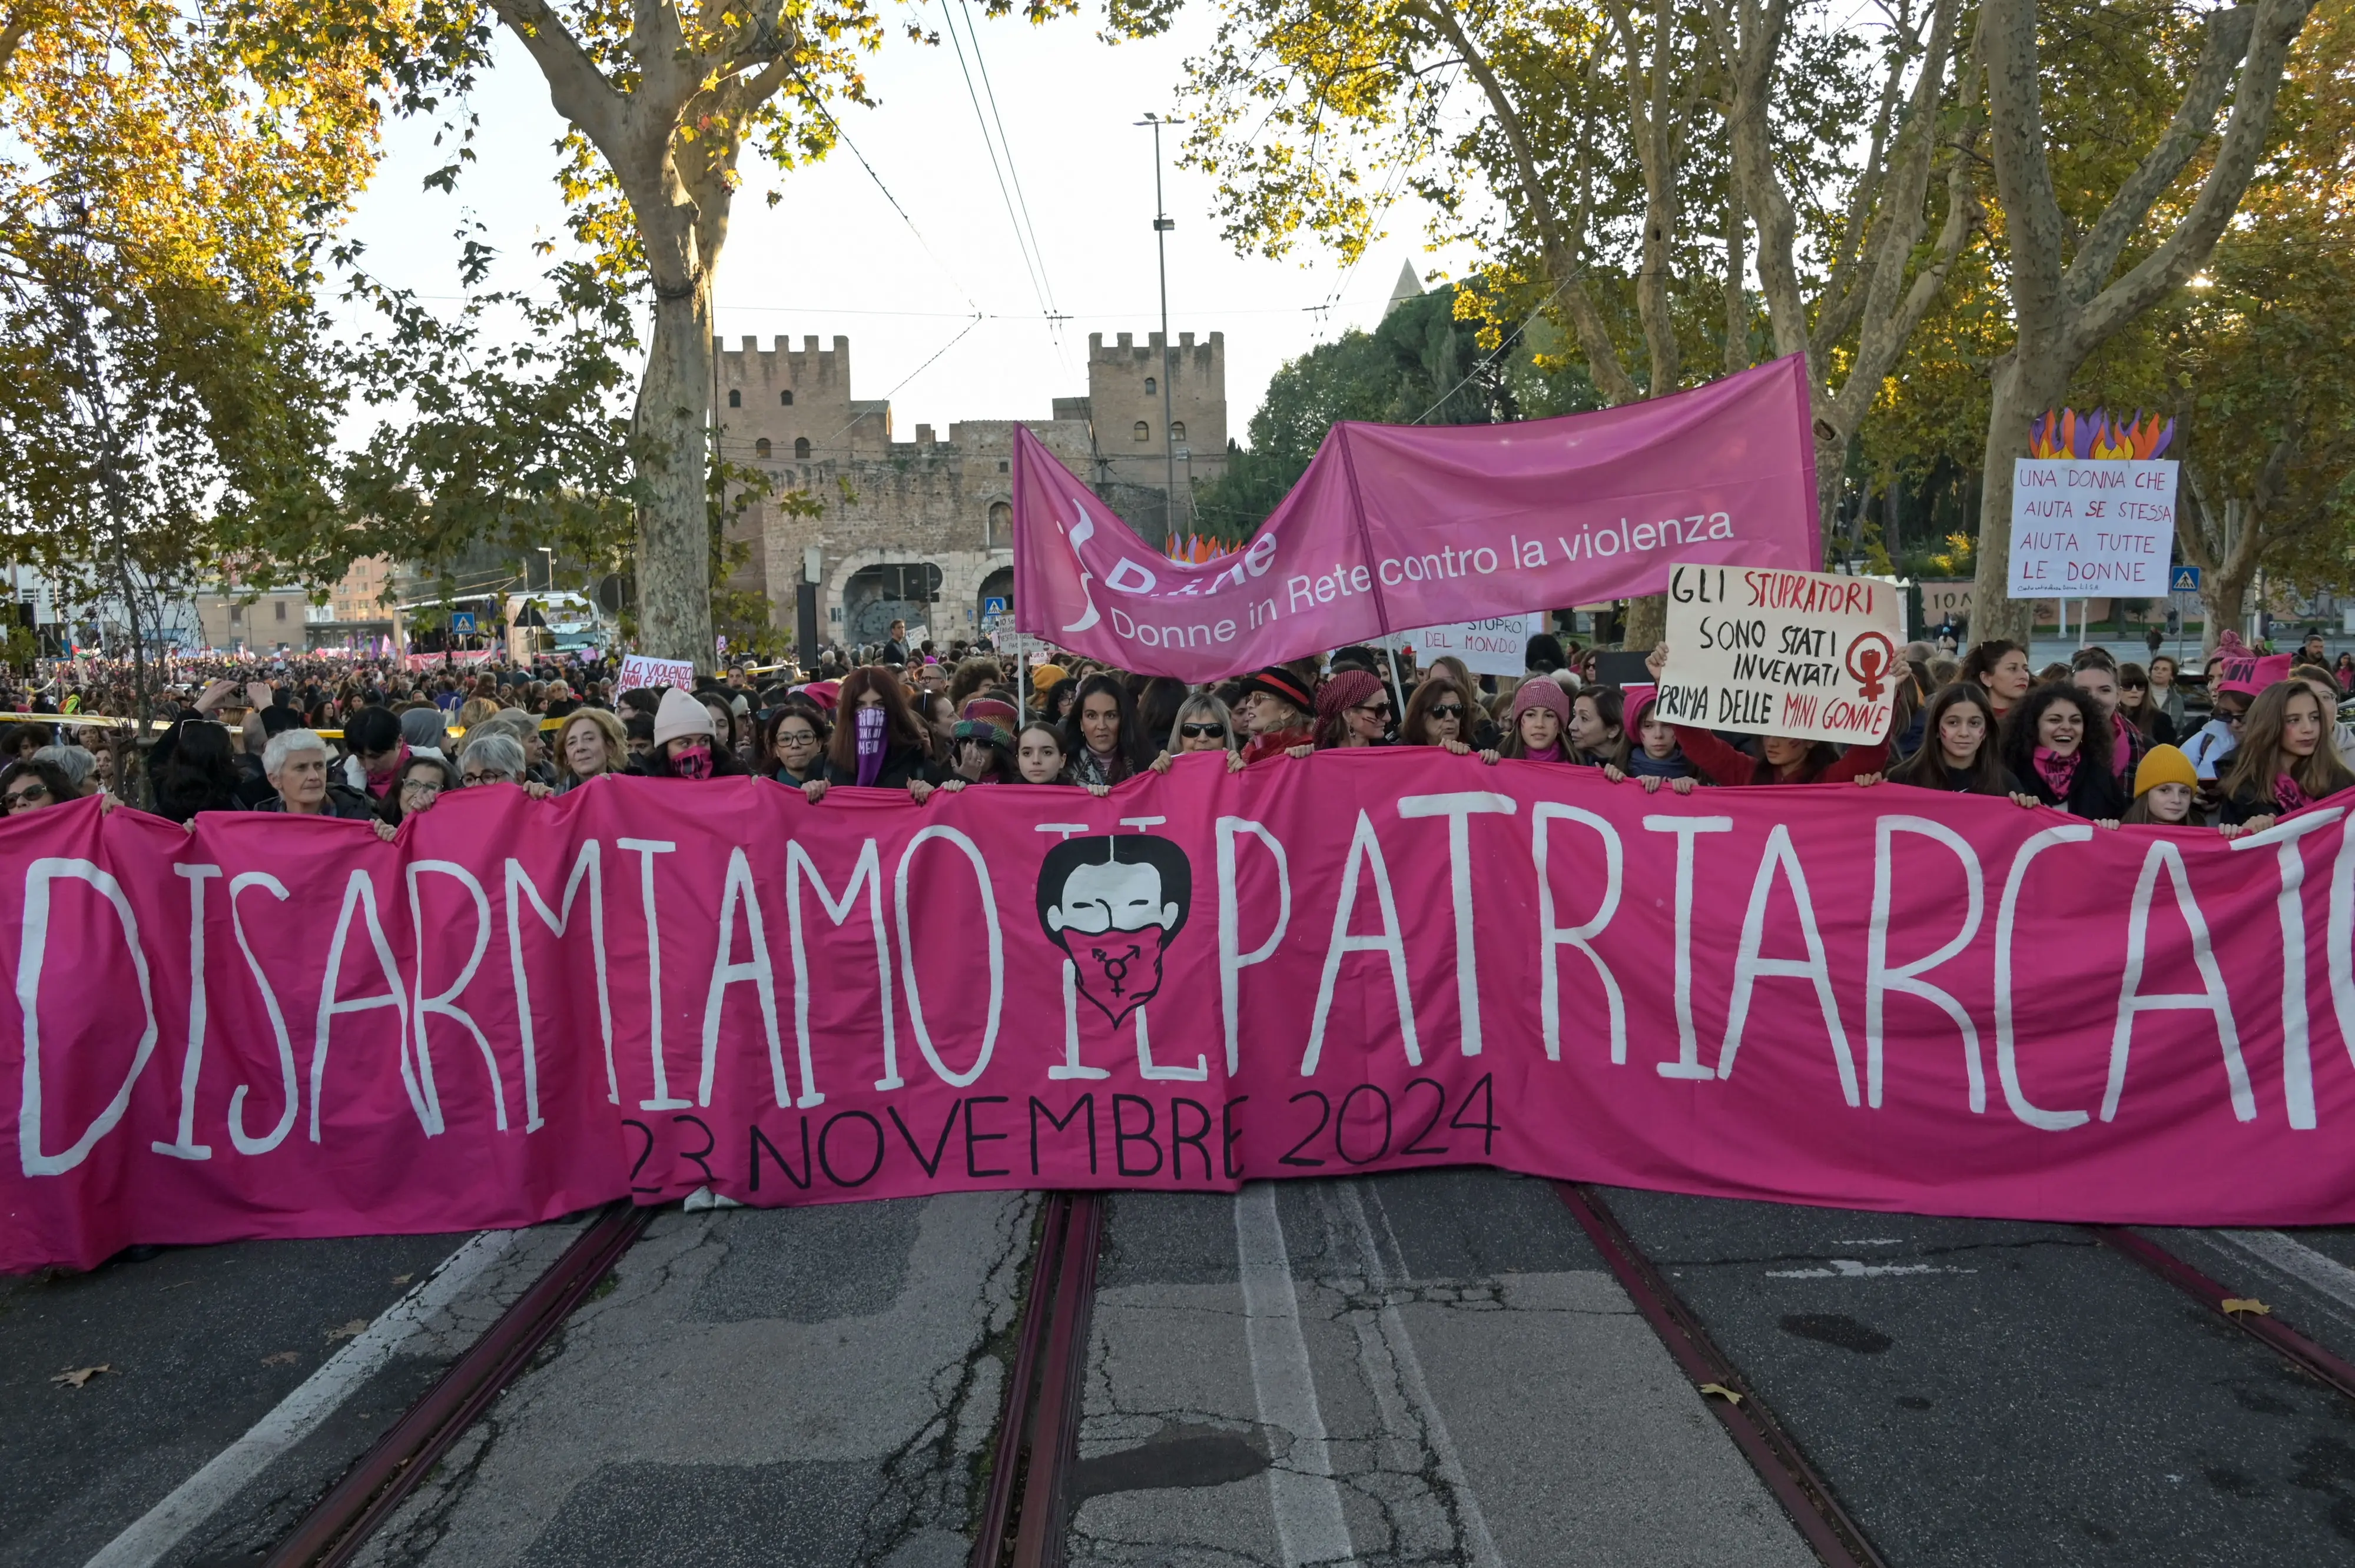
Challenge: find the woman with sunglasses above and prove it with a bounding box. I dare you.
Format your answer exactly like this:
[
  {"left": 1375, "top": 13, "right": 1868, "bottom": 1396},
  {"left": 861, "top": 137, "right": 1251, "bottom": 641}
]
[
  {"left": 1401, "top": 677, "right": 1477, "bottom": 754},
  {"left": 1294, "top": 668, "right": 1392, "bottom": 755},
  {"left": 0, "top": 758, "right": 77, "bottom": 817},
  {"left": 1149, "top": 693, "right": 1248, "bottom": 773},
  {"left": 2113, "top": 662, "right": 2177, "bottom": 745}
]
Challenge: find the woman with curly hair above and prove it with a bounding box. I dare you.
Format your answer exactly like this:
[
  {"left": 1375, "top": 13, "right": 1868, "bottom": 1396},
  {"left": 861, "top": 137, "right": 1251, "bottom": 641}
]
[{"left": 1999, "top": 683, "right": 2122, "bottom": 820}]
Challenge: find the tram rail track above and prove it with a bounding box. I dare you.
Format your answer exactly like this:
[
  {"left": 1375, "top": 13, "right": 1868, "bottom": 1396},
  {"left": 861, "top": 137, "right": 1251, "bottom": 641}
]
[
  {"left": 970, "top": 1191, "right": 1104, "bottom": 1568},
  {"left": 258, "top": 1201, "right": 655, "bottom": 1568}
]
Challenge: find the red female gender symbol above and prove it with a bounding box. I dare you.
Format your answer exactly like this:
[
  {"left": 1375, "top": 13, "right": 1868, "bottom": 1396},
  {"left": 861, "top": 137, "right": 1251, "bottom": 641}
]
[{"left": 1846, "top": 632, "right": 1895, "bottom": 700}]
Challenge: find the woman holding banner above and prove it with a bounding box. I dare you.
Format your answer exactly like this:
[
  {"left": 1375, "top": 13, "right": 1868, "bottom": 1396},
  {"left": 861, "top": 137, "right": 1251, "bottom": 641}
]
[
  {"left": 1567, "top": 688, "right": 1630, "bottom": 770},
  {"left": 812, "top": 669, "right": 941, "bottom": 800},
  {"left": 1299, "top": 668, "right": 1392, "bottom": 753},
  {"left": 2214, "top": 681, "right": 2355, "bottom": 829},
  {"left": 1401, "top": 679, "right": 1477, "bottom": 754},
  {"left": 553, "top": 708, "right": 632, "bottom": 793},
  {"left": 1883, "top": 686, "right": 2028, "bottom": 799},
  {"left": 1149, "top": 693, "right": 1248, "bottom": 773},
  {"left": 1478, "top": 679, "right": 1575, "bottom": 764},
  {"left": 1602, "top": 689, "right": 1697, "bottom": 793},
  {"left": 1063, "top": 673, "right": 1152, "bottom": 786},
  {"left": 1999, "top": 685, "right": 2124, "bottom": 820}
]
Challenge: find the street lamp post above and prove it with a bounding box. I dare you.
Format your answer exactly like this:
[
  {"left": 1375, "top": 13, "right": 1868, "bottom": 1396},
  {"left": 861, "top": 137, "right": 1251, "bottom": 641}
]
[{"left": 1136, "top": 112, "right": 1185, "bottom": 540}]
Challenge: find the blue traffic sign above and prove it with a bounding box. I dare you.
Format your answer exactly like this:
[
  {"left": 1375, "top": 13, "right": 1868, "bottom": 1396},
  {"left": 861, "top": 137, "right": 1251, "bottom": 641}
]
[
  {"left": 982, "top": 596, "right": 1009, "bottom": 617},
  {"left": 449, "top": 612, "right": 478, "bottom": 633},
  {"left": 2168, "top": 566, "right": 2201, "bottom": 593}
]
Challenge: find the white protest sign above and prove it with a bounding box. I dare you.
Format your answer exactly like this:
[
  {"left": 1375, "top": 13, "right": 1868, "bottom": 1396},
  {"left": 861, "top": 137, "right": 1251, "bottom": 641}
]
[
  {"left": 614, "top": 653, "right": 696, "bottom": 693},
  {"left": 1657, "top": 564, "right": 1903, "bottom": 745},
  {"left": 1402, "top": 613, "right": 1543, "bottom": 677},
  {"left": 2008, "top": 459, "right": 2176, "bottom": 597}
]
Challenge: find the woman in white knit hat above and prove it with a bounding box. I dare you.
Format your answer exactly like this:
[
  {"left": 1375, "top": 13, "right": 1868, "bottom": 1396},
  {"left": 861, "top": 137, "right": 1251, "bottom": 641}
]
[{"left": 642, "top": 687, "right": 748, "bottom": 779}]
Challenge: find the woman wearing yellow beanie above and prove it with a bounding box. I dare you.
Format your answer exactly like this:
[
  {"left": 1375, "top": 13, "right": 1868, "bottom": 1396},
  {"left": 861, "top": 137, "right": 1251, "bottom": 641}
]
[{"left": 2122, "top": 744, "right": 2203, "bottom": 826}]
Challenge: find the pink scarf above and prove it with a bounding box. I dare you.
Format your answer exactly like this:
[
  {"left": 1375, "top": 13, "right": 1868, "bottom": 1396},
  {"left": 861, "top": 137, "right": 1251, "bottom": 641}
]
[
  {"left": 362, "top": 741, "right": 410, "bottom": 799},
  {"left": 2033, "top": 745, "right": 2079, "bottom": 801},
  {"left": 2276, "top": 773, "right": 2314, "bottom": 814},
  {"left": 2110, "top": 712, "right": 2136, "bottom": 780}
]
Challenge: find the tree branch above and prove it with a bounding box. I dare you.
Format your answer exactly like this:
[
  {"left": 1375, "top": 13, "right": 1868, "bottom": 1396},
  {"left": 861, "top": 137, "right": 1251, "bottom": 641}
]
[
  {"left": 1407, "top": 0, "right": 1640, "bottom": 403},
  {"left": 2062, "top": 4, "right": 2257, "bottom": 305},
  {"left": 1980, "top": 0, "right": 2070, "bottom": 348},
  {"left": 2072, "top": 0, "right": 2315, "bottom": 349}
]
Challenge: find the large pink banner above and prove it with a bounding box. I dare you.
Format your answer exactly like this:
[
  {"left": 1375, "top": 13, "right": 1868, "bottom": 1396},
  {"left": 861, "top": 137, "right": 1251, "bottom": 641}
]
[
  {"left": 7, "top": 758, "right": 2355, "bottom": 1272},
  {"left": 1012, "top": 356, "right": 1820, "bottom": 679}
]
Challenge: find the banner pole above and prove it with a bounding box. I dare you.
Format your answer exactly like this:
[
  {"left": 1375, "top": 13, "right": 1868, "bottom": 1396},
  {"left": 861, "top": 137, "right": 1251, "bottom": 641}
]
[{"left": 1384, "top": 639, "right": 1409, "bottom": 727}]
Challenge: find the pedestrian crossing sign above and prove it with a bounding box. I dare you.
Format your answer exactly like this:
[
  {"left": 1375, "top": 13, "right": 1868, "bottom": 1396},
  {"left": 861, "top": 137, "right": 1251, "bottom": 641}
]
[{"left": 2169, "top": 565, "right": 2201, "bottom": 593}]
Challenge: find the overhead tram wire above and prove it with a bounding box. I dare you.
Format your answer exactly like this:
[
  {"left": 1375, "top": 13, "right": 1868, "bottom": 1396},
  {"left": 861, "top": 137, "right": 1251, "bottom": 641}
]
[
  {"left": 939, "top": 0, "right": 1067, "bottom": 368},
  {"left": 951, "top": 0, "right": 1069, "bottom": 366},
  {"left": 791, "top": 77, "right": 986, "bottom": 318},
  {"left": 1407, "top": 269, "right": 1575, "bottom": 426}
]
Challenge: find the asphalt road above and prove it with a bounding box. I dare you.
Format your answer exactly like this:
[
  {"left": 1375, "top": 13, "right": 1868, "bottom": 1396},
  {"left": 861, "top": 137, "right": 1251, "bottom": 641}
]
[{"left": 11, "top": 1180, "right": 2355, "bottom": 1567}]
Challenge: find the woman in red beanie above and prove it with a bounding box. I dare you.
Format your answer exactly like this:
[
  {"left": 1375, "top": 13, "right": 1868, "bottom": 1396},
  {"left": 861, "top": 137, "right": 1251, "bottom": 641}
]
[{"left": 1297, "top": 667, "right": 1392, "bottom": 753}]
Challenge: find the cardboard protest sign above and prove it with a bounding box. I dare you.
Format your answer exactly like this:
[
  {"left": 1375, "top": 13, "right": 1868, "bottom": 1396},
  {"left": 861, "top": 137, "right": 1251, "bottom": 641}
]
[
  {"left": 1402, "top": 614, "right": 1543, "bottom": 677},
  {"left": 2008, "top": 459, "right": 2176, "bottom": 597},
  {"left": 614, "top": 654, "right": 696, "bottom": 693},
  {"left": 1656, "top": 564, "right": 1903, "bottom": 744}
]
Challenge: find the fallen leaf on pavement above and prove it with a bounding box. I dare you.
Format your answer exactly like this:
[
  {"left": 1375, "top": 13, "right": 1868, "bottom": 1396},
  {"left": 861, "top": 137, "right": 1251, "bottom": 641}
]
[
  {"left": 324, "top": 1319, "right": 369, "bottom": 1343},
  {"left": 2222, "top": 1298, "right": 2273, "bottom": 1317},
  {"left": 261, "top": 1351, "right": 299, "bottom": 1366},
  {"left": 52, "top": 1365, "right": 112, "bottom": 1389},
  {"left": 390, "top": 1274, "right": 413, "bottom": 1287}
]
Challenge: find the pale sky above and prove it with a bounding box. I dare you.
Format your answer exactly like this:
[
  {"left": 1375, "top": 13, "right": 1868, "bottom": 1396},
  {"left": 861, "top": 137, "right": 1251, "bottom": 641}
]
[{"left": 339, "top": 5, "right": 1480, "bottom": 446}]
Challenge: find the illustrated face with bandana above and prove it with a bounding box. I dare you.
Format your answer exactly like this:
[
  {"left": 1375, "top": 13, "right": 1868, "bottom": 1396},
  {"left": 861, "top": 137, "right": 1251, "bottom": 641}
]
[{"left": 1034, "top": 835, "right": 1193, "bottom": 1026}]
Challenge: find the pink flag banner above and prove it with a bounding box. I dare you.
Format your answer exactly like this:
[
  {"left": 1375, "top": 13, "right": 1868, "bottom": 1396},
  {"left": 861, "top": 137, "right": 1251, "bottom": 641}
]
[
  {"left": 1012, "top": 355, "right": 1822, "bottom": 680},
  {"left": 7, "top": 760, "right": 2355, "bottom": 1273}
]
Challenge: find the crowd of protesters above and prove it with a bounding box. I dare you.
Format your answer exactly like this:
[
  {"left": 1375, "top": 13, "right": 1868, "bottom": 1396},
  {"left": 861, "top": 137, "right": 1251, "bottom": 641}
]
[{"left": 1, "top": 611, "right": 2349, "bottom": 842}]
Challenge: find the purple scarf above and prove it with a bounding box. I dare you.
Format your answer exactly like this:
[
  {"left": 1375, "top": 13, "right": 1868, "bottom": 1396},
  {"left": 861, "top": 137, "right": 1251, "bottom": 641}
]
[
  {"left": 2033, "top": 745, "right": 2080, "bottom": 800},
  {"left": 854, "top": 707, "right": 887, "bottom": 787}
]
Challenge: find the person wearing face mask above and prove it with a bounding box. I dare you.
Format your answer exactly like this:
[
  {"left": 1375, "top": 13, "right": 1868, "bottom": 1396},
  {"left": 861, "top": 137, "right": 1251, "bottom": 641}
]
[
  {"left": 2214, "top": 680, "right": 2355, "bottom": 830},
  {"left": 1999, "top": 683, "right": 2123, "bottom": 820},
  {"left": 553, "top": 707, "right": 632, "bottom": 793},
  {"left": 644, "top": 688, "right": 749, "bottom": 782},
  {"left": 2182, "top": 677, "right": 2257, "bottom": 783},
  {"left": 1601, "top": 687, "right": 1698, "bottom": 793},
  {"left": 811, "top": 667, "right": 940, "bottom": 802}
]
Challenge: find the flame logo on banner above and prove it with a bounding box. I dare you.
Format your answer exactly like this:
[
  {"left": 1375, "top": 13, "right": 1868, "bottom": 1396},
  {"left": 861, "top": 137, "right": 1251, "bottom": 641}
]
[{"left": 1059, "top": 507, "right": 1102, "bottom": 634}]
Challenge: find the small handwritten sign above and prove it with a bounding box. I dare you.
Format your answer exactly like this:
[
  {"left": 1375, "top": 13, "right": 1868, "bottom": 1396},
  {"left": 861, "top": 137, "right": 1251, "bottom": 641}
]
[
  {"left": 1404, "top": 613, "right": 1543, "bottom": 677},
  {"left": 614, "top": 654, "right": 696, "bottom": 693},
  {"left": 2008, "top": 459, "right": 2176, "bottom": 597},
  {"left": 1658, "top": 564, "right": 1903, "bottom": 745}
]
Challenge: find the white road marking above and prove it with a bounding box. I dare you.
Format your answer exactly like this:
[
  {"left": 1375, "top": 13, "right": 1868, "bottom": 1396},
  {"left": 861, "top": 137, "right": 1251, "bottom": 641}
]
[
  {"left": 1764, "top": 1258, "right": 1976, "bottom": 1279},
  {"left": 83, "top": 1229, "right": 518, "bottom": 1568},
  {"left": 1339, "top": 1182, "right": 1504, "bottom": 1568},
  {"left": 1233, "top": 1184, "right": 1355, "bottom": 1568},
  {"left": 2215, "top": 1230, "right": 2355, "bottom": 1317}
]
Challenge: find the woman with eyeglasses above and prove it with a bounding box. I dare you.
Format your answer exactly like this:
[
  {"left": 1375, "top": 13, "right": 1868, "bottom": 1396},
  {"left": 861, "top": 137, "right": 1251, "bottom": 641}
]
[
  {"left": 0, "top": 759, "right": 76, "bottom": 816},
  {"left": 762, "top": 701, "right": 830, "bottom": 788},
  {"left": 379, "top": 754, "right": 461, "bottom": 828},
  {"left": 1149, "top": 692, "right": 1248, "bottom": 773}
]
